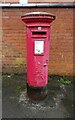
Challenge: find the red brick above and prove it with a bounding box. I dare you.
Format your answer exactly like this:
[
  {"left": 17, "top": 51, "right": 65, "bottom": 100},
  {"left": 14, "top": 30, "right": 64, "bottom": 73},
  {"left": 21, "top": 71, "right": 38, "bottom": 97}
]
[
  {"left": 28, "top": 0, "right": 74, "bottom": 3},
  {"left": 2, "top": 7, "right": 74, "bottom": 76}
]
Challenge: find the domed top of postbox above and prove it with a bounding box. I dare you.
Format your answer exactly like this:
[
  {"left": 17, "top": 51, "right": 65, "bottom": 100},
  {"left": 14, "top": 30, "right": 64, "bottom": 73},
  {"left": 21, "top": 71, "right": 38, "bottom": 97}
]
[{"left": 21, "top": 12, "right": 56, "bottom": 23}]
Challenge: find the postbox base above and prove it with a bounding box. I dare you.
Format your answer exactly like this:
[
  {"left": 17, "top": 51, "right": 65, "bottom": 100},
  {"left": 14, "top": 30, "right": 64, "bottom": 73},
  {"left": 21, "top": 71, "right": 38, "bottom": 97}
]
[{"left": 27, "top": 83, "right": 48, "bottom": 101}]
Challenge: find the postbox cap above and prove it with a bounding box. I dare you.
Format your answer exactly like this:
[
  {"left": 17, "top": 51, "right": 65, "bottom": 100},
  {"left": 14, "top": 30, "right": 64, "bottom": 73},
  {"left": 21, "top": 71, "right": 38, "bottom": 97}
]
[
  {"left": 24, "top": 12, "right": 54, "bottom": 16},
  {"left": 21, "top": 12, "right": 56, "bottom": 23}
]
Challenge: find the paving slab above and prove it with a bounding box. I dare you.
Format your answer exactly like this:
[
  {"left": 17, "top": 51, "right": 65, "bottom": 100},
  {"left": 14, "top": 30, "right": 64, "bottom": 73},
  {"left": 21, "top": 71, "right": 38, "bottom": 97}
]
[{"left": 2, "top": 74, "right": 74, "bottom": 118}]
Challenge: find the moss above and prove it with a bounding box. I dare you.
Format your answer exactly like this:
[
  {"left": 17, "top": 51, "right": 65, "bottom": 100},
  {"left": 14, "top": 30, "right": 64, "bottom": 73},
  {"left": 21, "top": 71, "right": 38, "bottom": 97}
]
[{"left": 13, "top": 58, "right": 26, "bottom": 65}]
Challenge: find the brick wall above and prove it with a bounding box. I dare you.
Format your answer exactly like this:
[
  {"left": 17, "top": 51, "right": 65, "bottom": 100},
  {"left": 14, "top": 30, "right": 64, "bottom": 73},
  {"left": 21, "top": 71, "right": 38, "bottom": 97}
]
[
  {"left": 28, "top": 0, "right": 74, "bottom": 3},
  {"left": 0, "top": 0, "right": 19, "bottom": 4},
  {"left": 2, "top": 7, "right": 73, "bottom": 76},
  {"left": 0, "top": 8, "right": 2, "bottom": 73}
]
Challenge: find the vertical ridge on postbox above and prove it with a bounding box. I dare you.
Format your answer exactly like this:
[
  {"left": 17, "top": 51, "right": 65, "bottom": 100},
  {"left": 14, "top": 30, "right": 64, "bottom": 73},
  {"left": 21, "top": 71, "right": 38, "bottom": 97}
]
[{"left": 21, "top": 12, "right": 56, "bottom": 87}]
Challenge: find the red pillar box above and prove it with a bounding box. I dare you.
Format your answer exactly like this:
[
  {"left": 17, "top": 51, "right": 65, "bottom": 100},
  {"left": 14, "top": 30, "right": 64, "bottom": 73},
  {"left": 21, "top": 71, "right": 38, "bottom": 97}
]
[{"left": 21, "top": 12, "right": 56, "bottom": 101}]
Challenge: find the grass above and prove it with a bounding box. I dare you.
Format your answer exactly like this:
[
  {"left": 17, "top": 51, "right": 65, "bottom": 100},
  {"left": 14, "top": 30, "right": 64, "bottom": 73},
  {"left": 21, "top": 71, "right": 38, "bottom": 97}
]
[{"left": 58, "top": 77, "right": 71, "bottom": 85}]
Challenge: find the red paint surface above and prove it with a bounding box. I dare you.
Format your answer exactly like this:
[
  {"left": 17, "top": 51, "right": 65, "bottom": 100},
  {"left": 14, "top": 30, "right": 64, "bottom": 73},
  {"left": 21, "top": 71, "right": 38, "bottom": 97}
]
[{"left": 21, "top": 12, "right": 55, "bottom": 87}]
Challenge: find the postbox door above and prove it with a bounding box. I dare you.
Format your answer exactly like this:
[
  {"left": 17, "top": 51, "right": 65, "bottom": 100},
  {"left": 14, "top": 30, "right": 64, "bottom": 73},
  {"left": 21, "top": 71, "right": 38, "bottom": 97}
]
[
  {"left": 33, "top": 38, "right": 49, "bottom": 86},
  {"left": 27, "top": 28, "right": 50, "bottom": 87}
]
